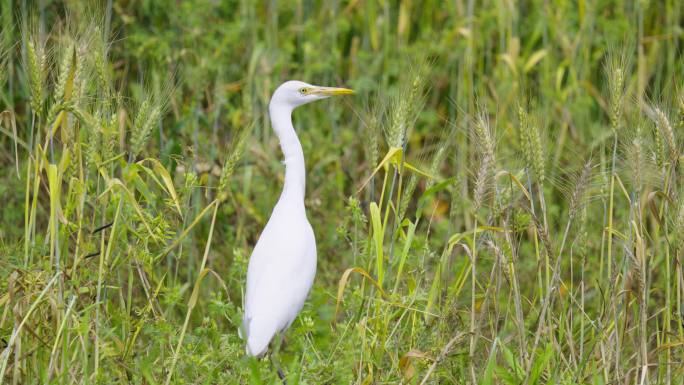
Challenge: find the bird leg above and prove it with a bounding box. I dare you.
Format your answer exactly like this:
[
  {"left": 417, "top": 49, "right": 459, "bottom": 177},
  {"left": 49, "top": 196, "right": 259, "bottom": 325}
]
[
  {"left": 270, "top": 333, "right": 287, "bottom": 384},
  {"left": 277, "top": 367, "right": 287, "bottom": 383}
]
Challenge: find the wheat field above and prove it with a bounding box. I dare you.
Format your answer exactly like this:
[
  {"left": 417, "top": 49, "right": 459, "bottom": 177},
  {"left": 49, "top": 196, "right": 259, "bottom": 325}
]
[{"left": 1, "top": 1, "right": 684, "bottom": 384}]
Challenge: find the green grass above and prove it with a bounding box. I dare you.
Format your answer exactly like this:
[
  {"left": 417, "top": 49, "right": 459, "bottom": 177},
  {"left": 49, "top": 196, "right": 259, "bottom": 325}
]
[{"left": 1, "top": 0, "right": 684, "bottom": 384}]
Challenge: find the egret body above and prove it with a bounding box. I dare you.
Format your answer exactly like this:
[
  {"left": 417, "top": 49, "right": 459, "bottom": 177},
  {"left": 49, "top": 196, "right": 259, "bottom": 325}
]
[{"left": 242, "top": 81, "right": 353, "bottom": 357}]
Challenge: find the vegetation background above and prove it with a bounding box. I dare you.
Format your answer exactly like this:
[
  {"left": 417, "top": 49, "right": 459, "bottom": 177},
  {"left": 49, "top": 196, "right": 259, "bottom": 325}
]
[{"left": 1, "top": 0, "right": 683, "bottom": 384}]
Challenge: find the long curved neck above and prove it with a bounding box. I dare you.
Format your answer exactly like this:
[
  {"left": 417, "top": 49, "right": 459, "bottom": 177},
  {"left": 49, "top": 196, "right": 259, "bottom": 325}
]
[{"left": 269, "top": 102, "right": 306, "bottom": 206}]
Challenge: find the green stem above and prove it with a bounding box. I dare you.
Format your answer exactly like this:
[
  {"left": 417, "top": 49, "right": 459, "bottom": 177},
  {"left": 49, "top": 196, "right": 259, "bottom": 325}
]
[{"left": 165, "top": 201, "right": 220, "bottom": 385}]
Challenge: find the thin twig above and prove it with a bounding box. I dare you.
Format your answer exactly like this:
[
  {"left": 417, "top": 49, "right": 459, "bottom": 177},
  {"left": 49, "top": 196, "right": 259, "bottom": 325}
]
[{"left": 419, "top": 332, "right": 467, "bottom": 385}]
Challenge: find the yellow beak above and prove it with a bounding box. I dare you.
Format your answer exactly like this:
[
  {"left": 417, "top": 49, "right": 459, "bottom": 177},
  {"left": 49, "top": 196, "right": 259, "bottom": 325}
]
[{"left": 311, "top": 86, "right": 355, "bottom": 96}]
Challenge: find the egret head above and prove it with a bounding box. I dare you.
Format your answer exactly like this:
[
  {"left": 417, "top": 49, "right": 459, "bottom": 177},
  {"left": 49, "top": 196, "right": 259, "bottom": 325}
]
[{"left": 270, "top": 80, "right": 354, "bottom": 110}]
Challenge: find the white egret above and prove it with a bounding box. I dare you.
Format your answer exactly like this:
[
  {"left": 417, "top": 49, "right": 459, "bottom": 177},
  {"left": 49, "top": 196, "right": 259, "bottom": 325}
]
[{"left": 242, "top": 81, "right": 354, "bottom": 359}]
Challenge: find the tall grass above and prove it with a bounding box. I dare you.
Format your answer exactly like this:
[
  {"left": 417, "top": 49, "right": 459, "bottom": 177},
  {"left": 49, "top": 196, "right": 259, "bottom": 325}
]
[{"left": 1, "top": 1, "right": 684, "bottom": 384}]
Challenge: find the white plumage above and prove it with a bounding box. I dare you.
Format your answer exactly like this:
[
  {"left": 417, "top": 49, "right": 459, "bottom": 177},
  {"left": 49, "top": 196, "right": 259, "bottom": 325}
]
[{"left": 242, "top": 81, "right": 353, "bottom": 357}]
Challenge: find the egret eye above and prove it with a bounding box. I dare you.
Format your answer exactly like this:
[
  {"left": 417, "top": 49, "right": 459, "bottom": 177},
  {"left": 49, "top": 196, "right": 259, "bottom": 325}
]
[{"left": 299, "top": 87, "right": 310, "bottom": 95}]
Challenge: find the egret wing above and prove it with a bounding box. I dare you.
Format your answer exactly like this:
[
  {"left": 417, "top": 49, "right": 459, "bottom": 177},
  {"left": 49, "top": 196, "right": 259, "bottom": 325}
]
[{"left": 242, "top": 213, "right": 316, "bottom": 355}]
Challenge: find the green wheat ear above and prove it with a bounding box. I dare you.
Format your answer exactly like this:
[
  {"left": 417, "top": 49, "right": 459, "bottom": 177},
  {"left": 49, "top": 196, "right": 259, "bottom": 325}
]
[
  {"left": 84, "top": 111, "right": 102, "bottom": 172},
  {"left": 608, "top": 68, "right": 625, "bottom": 135},
  {"left": 518, "top": 104, "right": 532, "bottom": 169},
  {"left": 55, "top": 43, "right": 75, "bottom": 103},
  {"left": 366, "top": 110, "right": 380, "bottom": 169},
  {"left": 530, "top": 119, "right": 545, "bottom": 184},
  {"left": 130, "top": 98, "right": 152, "bottom": 158},
  {"left": 472, "top": 112, "right": 495, "bottom": 211},
  {"left": 26, "top": 38, "right": 46, "bottom": 116},
  {"left": 102, "top": 111, "right": 118, "bottom": 162},
  {"left": 569, "top": 160, "right": 593, "bottom": 219},
  {"left": 130, "top": 81, "right": 173, "bottom": 160},
  {"left": 652, "top": 106, "right": 678, "bottom": 166},
  {"left": 385, "top": 64, "right": 427, "bottom": 148},
  {"left": 605, "top": 47, "right": 630, "bottom": 136},
  {"left": 218, "top": 123, "right": 252, "bottom": 202},
  {"left": 93, "top": 27, "right": 110, "bottom": 92},
  {"left": 518, "top": 105, "right": 545, "bottom": 183}
]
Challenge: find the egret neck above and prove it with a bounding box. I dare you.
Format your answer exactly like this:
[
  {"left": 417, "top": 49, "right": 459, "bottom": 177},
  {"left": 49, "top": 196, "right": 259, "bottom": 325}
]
[{"left": 269, "top": 102, "right": 306, "bottom": 206}]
